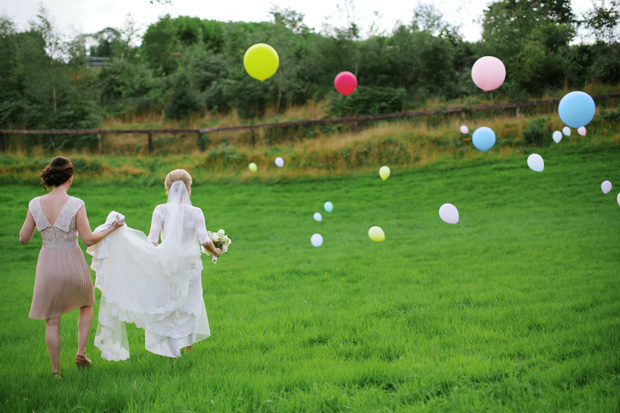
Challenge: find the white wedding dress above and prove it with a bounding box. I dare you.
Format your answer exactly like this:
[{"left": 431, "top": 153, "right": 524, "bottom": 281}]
[{"left": 87, "top": 182, "right": 212, "bottom": 360}]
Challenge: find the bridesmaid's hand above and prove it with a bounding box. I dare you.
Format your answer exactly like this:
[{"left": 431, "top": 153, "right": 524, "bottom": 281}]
[{"left": 111, "top": 217, "right": 125, "bottom": 230}]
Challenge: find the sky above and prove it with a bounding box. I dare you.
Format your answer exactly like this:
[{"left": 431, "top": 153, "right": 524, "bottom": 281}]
[{"left": 1, "top": 0, "right": 595, "bottom": 43}]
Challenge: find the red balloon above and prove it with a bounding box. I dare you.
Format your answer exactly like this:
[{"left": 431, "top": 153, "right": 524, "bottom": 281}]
[{"left": 334, "top": 71, "right": 357, "bottom": 95}]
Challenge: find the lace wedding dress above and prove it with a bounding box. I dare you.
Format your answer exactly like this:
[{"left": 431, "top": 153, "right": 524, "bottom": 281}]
[{"left": 87, "top": 182, "right": 212, "bottom": 360}]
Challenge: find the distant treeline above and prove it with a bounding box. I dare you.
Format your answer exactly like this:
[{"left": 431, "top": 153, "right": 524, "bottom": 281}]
[{"left": 0, "top": 0, "right": 618, "bottom": 147}]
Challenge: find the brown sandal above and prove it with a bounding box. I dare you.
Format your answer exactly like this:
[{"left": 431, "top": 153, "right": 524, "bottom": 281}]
[
  {"left": 52, "top": 371, "right": 62, "bottom": 380},
  {"left": 75, "top": 354, "right": 92, "bottom": 370}
]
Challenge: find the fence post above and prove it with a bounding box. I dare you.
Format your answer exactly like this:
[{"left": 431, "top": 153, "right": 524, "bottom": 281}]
[
  {"left": 515, "top": 107, "right": 520, "bottom": 118},
  {"left": 49, "top": 135, "right": 54, "bottom": 151},
  {"left": 0, "top": 132, "right": 5, "bottom": 152},
  {"left": 250, "top": 129, "right": 256, "bottom": 147},
  {"left": 97, "top": 133, "right": 103, "bottom": 154},
  {"left": 148, "top": 132, "right": 154, "bottom": 153}
]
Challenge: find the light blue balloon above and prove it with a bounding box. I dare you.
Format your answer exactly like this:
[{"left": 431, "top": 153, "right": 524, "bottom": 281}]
[
  {"left": 324, "top": 201, "right": 333, "bottom": 213},
  {"left": 558, "top": 91, "right": 595, "bottom": 128},
  {"left": 472, "top": 127, "right": 496, "bottom": 151}
]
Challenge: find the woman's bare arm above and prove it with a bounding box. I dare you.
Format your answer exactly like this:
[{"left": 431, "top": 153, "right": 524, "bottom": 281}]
[
  {"left": 19, "top": 210, "right": 36, "bottom": 244},
  {"left": 76, "top": 206, "right": 124, "bottom": 247},
  {"left": 202, "top": 241, "right": 221, "bottom": 257}
]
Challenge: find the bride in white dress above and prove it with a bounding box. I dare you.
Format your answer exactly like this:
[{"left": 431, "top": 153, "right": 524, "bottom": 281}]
[{"left": 87, "top": 170, "right": 221, "bottom": 360}]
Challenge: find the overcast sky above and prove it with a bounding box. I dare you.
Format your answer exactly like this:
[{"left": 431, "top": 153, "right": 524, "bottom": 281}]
[{"left": 1, "top": 0, "right": 595, "bottom": 43}]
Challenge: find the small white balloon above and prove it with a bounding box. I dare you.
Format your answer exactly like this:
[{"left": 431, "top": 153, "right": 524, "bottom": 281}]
[
  {"left": 527, "top": 154, "right": 544, "bottom": 172},
  {"left": 601, "top": 180, "right": 612, "bottom": 194},
  {"left": 562, "top": 126, "right": 571, "bottom": 136},
  {"left": 275, "top": 157, "right": 284, "bottom": 168},
  {"left": 552, "top": 131, "right": 562, "bottom": 144},
  {"left": 617, "top": 193, "right": 620, "bottom": 207},
  {"left": 439, "top": 203, "right": 459, "bottom": 224},
  {"left": 313, "top": 212, "right": 322, "bottom": 221},
  {"left": 577, "top": 126, "right": 586, "bottom": 136},
  {"left": 310, "top": 233, "right": 323, "bottom": 247},
  {"left": 460, "top": 125, "right": 469, "bottom": 134}
]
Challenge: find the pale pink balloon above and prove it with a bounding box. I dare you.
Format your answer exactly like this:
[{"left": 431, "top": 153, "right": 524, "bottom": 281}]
[
  {"left": 460, "top": 125, "right": 469, "bottom": 134},
  {"left": 601, "top": 180, "right": 612, "bottom": 194},
  {"left": 617, "top": 192, "right": 620, "bottom": 207},
  {"left": 439, "top": 203, "right": 459, "bottom": 224},
  {"left": 471, "top": 56, "right": 506, "bottom": 92},
  {"left": 334, "top": 71, "right": 357, "bottom": 95},
  {"left": 578, "top": 126, "right": 586, "bottom": 136}
]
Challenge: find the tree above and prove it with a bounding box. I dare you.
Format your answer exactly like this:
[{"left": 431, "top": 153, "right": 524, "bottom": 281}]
[{"left": 584, "top": 0, "right": 620, "bottom": 43}]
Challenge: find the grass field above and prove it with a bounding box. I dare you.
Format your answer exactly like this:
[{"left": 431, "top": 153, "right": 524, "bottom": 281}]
[{"left": 1, "top": 141, "right": 619, "bottom": 411}]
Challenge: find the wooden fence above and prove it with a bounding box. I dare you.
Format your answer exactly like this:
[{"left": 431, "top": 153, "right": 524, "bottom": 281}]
[{"left": 1, "top": 93, "right": 618, "bottom": 153}]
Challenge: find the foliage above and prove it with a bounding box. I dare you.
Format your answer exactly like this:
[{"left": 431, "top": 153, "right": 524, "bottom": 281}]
[{"left": 521, "top": 116, "right": 551, "bottom": 146}]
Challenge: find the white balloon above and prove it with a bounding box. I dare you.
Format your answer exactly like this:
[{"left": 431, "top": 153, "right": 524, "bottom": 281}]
[
  {"left": 562, "top": 126, "right": 571, "bottom": 136},
  {"left": 527, "top": 154, "right": 544, "bottom": 172},
  {"left": 552, "top": 131, "right": 562, "bottom": 144},
  {"left": 313, "top": 212, "right": 322, "bottom": 221},
  {"left": 577, "top": 126, "right": 586, "bottom": 136},
  {"left": 310, "top": 233, "right": 323, "bottom": 247},
  {"left": 439, "top": 203, "right": 459, "bottom": 224},
  {"left": 601, "top": 180, "right": 612, "bottom": 194},
  {"left": 275, "top": 157, "right": 284, "bottom": 168},
  {"left": 617, "top": 193, "right": 620, "bottom": 207},
  {"left": 460, "top": 125, "right": 469, "bottom": 134}
]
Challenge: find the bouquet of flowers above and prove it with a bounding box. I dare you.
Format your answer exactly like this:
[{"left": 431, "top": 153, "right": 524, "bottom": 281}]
[{"left": 201, "top": 229, "right": 232, "bottom": 264}]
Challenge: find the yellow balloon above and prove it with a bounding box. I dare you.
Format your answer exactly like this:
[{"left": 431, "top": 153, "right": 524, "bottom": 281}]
[
  {"left": 243, "top": 43, "right": 279, "bottom": 81},
  {"left": 248, "top": 162, "right": 257, "bottom": 172},
  {"left": 379, "top": 165, "right": 390, "bottom": 181},
  {"left": 368, "top": 226, "right": 385, "bottom": 242}
]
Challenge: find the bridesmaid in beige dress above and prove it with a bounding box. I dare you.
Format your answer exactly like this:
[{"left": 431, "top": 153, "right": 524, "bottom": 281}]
[{"left": 19, "top": 156, "right": 123, "bottom": 379}]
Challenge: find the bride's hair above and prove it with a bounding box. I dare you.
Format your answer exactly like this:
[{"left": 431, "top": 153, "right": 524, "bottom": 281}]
[
  {"left": 165, "top": 169, "right": 192, "bottom": 195},
  {"left": 40, "top": 156, "right": 74, "bottom": 189}
]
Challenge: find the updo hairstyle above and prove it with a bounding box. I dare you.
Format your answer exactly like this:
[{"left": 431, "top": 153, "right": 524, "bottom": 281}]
[
  {"left": 40, "top": 156, "right": 74, "bottom": 189},
  {"left": 164, "top": 169, "right": 192, "bottom": 195}
]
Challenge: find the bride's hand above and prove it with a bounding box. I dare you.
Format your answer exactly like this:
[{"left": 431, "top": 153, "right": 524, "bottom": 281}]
[{"left": 213, "top": 247, "right": 222, "bottom": 257}]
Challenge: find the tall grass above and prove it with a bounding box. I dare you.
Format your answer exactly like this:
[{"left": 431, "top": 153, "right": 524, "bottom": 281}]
[{"left": 1, "top": 142, "right": 619, "bottom": 411}]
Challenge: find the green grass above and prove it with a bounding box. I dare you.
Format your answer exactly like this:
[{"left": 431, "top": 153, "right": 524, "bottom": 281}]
[{"left": 1, "top": 142, "right": 619, "bottom": 411}]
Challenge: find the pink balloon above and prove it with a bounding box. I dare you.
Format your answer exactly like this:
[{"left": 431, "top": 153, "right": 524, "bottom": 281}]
[
  {"left": 617, "top": 192, "right": 620, "bottom": 207},
  {"left": 601, "top": 180, "right": 612, "bottom": 194},
  {"left": 439, "top": 203, "right": 459, "bottom": 224},
  {"left": 460, "top": 125, "right": 469, "bottom": 134},
  {"left": 578, "top": 126, "right": 586, "bottom": 136},
  {"left": 334, "top": 71, "right": 357, "bottom": 95},
  {"left": 471, "top": 56, "right": 506, "bottom": 92}
]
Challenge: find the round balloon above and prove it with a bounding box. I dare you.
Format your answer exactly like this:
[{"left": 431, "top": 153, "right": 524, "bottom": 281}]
[
  {"left": 601, "top": 180, "right": 612, "bottom": 194},
  {"left": 334, "top": 71, "right": 357, "bottom": 95},
  {"left": 460, "top": 125, "right": 469, "bottom": 134},
  {"left": 471, "top": 56, "right": 506, "bottom": 92},
  {"left": 275, "top": 157, "right": 284, "bottom": 168},
  {"left": 248, "top": 162, "right": 258, "bottom": 172},
  {"left": 368, "top": 226, "right": 385, "bottom": 242},
  {"left": 311, "top": 233, "right": 323, "bottom": 247},
  {"left": 439, "top": 203, "right": 459, "bottom": 224},
  {"left": 558, "top": 91, "right": 595, "bottom": 128},
  {"left": 578, "top": 126, "right": 586, "bottom": 136},
  {"left": 617, "top": 192, "right": 620, "bottom": 207},
  {"left": 313, "top": 212, "right": 323, "bottom": 222},
  {"left": 324, "top": 201, "right": 333, "bottom": 213},
  {"left": 243, "top": 43, "right": 279, "bottom": 81},
  {"left": 472, "top": 127, "right": 496, "bottom": 151},
  {"left": 527, "top": 154, "right": 544, "bottom": 172},
  {"left": 552, "top": 131, "right": 562, "bottom": 144},
  {"left": 562, "top": 126, "right": 571, "bottom": 136},
  {"left": 379, "top": 166, "right": 390, "bottom": 181}
]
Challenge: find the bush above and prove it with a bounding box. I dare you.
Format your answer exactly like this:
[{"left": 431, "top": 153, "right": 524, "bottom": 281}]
[
  {"left": 329, "top": 86, "right": 407, "bottom": 117},
  {"left": 522, "top": 117, "right": 551, "bottom": 147}
]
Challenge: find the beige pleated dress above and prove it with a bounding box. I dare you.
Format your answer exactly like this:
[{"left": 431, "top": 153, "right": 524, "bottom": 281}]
[{"left": 28, "top": 196, "right": 95, "bottom": 320}]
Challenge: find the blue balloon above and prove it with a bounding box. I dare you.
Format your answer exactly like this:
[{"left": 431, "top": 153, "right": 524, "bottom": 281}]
[
  {"left": 324, "top": 201, "right": 333, "bottom": 213},
  {"left": 472, "top": 127, "right": 496, "bottom": 151},
  {"left": 558, "top": 91, "right": 595, "bottom": 128}
]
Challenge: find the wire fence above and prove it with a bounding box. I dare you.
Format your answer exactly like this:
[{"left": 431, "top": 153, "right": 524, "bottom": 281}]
[{"left": 1, "top": 93, "right": 618, "bottom": 153}]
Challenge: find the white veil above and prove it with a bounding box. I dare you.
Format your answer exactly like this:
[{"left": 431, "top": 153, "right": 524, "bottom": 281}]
[{"left": 159, "top": 181, "right": 195, "bottom": 256}]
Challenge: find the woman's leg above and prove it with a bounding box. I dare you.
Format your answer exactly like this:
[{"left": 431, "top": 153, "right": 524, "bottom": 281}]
[
  {"left": 185, "top": 345, "right": 192, "bottom": 354},
  {"left": 77, "top": 305, "right": 93, "bottom": 358},
  {"left": 45, "top": 317, "right": 61, "bottom": 374}
]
